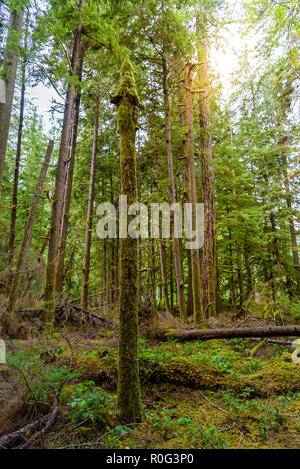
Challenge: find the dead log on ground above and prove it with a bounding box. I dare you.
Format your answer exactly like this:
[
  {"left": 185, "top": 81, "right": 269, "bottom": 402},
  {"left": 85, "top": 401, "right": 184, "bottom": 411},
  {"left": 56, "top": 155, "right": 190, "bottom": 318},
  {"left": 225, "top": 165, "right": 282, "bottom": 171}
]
[{"left": 157, "top": 325, "right": 300, "bottom": 341}]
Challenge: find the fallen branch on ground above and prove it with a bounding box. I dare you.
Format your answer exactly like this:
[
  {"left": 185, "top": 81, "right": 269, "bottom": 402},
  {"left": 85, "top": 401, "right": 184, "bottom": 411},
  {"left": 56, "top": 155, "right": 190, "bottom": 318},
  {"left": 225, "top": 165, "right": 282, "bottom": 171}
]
[
  {"left": 70, "top": 304, "right": 117, "bottom": 327},
  {"left": 18, "top": 399, "right": 58, "bottom": 449},
  {"left": 251, "top": 338, "right": 296, "bottom": 347}
]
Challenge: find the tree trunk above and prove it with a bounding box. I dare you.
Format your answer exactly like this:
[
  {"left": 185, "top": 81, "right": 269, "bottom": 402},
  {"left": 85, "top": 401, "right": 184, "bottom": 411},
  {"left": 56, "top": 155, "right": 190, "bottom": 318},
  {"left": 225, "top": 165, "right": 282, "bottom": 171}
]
[
  {"left": 66, "top": 247, "right": 75, "bottom": 299},
  {"left": 154, "top": 143, "right": 170, "bottom": 314},
  {"left": 244, "top": 237, "right": 253, "bottom": 298},
  {"left": 81, "top": 94, "right": 100, "bottom": 309},
  {"left": 280, "top": 142, "right": 300, "bottom": 296},
  {"left": 137, "top": 136, "right": 142, "bottom": 309},
  {"left": 7, "top": 140, "right": 54, "bottom": 313},
  {"left": 111, "top": 59, "right": 142, "bottom": 423},
  {"left": 227, "top": 205, "right": 237, "bottom": 313},
  {"left": 197, "top": 37, "right": 217, "bottom": 317},
  {"left": 44, "top": 3, "right": 84, "bottom": 325},
  {"left": 38, "top": 229, "right": 51, "bottom": 263},
  {"left": 56, "top": 39, "right": 86, "bottom": 294},
  {"left": 0, "top": 7, "right": 24, "bottom": 185},
  {"left": 7, "top": 54, "right": 26, "bottom": 280},
  {"left": 236, "top": 241, "right": 244, "bottom": 307},
  {"left": 184, "top": 63, "right": 204, "bottom": 325},
  {"left": 162, "top": 55, "right": 186, "bottom": 321},
  {"left": 178, "top": 92, "right": 193, "bottom": 317}
]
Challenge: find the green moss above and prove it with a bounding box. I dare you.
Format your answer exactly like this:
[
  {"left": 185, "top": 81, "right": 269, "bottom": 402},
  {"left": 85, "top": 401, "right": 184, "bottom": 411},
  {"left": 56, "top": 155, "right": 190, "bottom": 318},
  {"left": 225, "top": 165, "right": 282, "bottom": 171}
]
[{"left": 69, "top": 346, "right": 299, "bottom": 399}]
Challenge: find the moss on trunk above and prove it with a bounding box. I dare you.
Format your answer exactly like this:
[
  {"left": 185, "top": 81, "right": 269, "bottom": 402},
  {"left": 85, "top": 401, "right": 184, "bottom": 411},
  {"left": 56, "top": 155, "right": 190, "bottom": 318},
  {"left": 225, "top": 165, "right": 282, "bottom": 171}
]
[{"left": 111, "top": 59, "right": 142, "bottom": 423}]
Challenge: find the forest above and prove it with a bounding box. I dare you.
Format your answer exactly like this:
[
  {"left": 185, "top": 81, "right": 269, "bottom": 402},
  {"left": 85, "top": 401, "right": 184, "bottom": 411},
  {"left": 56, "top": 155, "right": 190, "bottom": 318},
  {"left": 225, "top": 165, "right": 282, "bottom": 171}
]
[{"left": 0, "top": 0, "right": 299, "bottom": 452}]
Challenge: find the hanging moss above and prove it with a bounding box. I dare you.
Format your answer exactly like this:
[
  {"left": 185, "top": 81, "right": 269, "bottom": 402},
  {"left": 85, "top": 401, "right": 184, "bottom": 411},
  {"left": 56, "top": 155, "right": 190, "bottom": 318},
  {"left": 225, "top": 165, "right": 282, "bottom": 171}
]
[{"left": 111, "top": 59, "right": 143, "bottom": 423}]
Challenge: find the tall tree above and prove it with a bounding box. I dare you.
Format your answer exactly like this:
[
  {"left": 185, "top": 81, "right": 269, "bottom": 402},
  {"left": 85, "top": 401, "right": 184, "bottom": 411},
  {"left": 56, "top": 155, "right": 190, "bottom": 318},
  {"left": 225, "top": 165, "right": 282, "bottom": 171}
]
[
  {"left": 55, "top": 39, "right": 86, "bottom": 294},
  {"left": 162, "top": 53, "right": 186, "bottom": 320},
  {"left": 184, "top": 63, "right": 204, "bottom": 325},
  {"left": 44, "top": 0, "right": 85, "bottom": 325},
  {"left": 81, "top": 92, "right": 100, "bottom": 309},
  {"left": 111, "top": 59, "right": 142, "bottom": 423},
  {"left": 197, "top": 36, "right": 217, "bottom": 316},
  {"left": 0, "top": 2, "right": 24, "bottom": 185},
  {"left": 7, "top": 14, "right": 29, "bottom": 283}
]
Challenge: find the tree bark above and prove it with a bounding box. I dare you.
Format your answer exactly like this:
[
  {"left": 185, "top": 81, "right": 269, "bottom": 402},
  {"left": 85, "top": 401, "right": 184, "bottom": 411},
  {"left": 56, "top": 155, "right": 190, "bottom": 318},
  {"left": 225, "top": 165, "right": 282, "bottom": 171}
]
[{"left": 0, "top": 7, "right": 24, "bottom": 185}]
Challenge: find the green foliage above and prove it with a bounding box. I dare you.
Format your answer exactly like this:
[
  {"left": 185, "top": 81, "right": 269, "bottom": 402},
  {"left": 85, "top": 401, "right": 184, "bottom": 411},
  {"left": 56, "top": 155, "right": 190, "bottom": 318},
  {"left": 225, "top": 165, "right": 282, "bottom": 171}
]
[
  {"left": 68, "top": 380, "right": 115, "bottom": 424},
  {"left": 259, "top": 404, "right": 284, "bottom": 439},
  {"left": 145, "top": 405, "right": 228, "bottom": 449},
  {"left": 7, "top": 346, "right": 80, "bottom": 404}
]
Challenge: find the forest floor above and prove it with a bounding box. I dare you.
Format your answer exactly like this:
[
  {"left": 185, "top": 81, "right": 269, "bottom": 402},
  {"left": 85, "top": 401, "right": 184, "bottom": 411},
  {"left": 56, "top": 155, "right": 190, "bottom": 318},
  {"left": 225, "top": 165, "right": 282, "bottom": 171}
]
[{"left": 0, "top": 309, "right": 299, "bottom": 449}]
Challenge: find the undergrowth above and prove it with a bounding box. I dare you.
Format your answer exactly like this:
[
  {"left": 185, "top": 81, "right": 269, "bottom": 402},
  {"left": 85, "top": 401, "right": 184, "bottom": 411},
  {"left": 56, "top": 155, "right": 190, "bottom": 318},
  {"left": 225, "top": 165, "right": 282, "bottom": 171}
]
[{"left": 0, "top": 333, "right": 299, "bottom": 449}]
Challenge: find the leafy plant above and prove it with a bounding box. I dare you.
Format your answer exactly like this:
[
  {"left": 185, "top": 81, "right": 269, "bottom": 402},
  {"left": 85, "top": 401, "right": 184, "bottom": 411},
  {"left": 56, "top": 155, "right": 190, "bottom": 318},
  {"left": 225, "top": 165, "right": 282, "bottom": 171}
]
[{"left": 68, "top": 380, "right": 115, "bottom": 424}]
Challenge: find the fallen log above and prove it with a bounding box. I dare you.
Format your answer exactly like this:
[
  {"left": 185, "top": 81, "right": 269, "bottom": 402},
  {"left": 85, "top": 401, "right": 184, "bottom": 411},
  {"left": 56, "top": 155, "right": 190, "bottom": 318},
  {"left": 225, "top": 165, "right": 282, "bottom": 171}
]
[
  {"left": 0, "top": 412, "right": 52, "bottom": 449},
  {"left": 72, "top": 348, "right": 300, "bottom": 397},
  {"left": 157, "top": 325, "right": 300, "bottom": 341}
]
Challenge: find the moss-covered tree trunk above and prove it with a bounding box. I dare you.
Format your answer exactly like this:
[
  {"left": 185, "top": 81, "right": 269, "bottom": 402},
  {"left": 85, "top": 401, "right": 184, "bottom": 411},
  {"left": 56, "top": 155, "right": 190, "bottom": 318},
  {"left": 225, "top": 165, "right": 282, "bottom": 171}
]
[{"left": 111, "top": 59, "right": 142, "bottom": 423}]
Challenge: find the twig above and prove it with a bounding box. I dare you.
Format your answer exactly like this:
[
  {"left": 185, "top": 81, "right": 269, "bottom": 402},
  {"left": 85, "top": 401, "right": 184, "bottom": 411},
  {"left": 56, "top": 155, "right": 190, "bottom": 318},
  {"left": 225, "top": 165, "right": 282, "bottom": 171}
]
[
  {"left": 219, "top": 423, "right": 237, "bottom": 433},
  {"left": 198, "top": 390, "right": 231, "bottom": 416}
]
